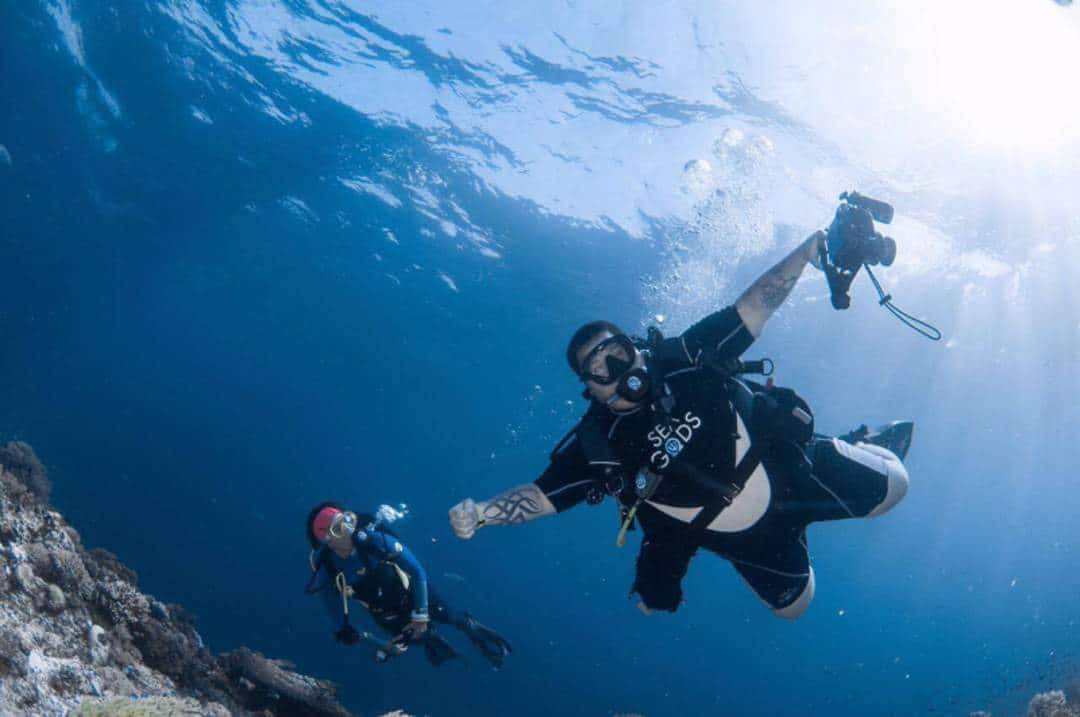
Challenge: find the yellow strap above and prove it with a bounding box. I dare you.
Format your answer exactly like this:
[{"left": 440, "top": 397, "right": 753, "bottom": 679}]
[
  {"left": 334, "top": 572, "right": 353, "bottom": 616},
  {"left": 615, "top": 502, "right": 640, "bottom": 548}
]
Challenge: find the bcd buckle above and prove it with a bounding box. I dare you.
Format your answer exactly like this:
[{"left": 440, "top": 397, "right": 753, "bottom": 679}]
[{"left": 586, "top": 473, "right": 626, "bottom": 505}]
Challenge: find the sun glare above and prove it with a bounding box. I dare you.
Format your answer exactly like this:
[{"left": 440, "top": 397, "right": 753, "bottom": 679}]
[{"left": 895, "top": 0, "right": 1080, "bottom": 156}]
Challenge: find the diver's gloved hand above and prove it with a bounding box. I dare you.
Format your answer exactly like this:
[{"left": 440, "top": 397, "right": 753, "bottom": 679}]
[
  {"left": 375, "top": 638, "right": 407, "bottom": 663},
  {"left": 449, "top": 498, "right": 484, "bottom": 540},
  {"left": 334, "top": 625, "right": 361, "bottom": 645}
]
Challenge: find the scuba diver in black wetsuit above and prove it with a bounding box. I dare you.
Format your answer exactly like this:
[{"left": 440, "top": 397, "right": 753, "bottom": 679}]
[
  {"left": 305, "top": 503, "right": 512, "bottom": 666},
  {"left": 448, "top": 228, "right": 913, "bottom": 619}
]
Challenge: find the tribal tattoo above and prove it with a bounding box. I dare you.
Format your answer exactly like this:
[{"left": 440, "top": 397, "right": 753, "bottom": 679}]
[{"left": 481, "top": 486, "right": 547, "bottom": 525}]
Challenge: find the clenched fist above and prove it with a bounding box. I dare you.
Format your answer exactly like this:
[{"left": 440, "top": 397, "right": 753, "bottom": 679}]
[{"left": 449, "top": 498, "right": 484, "bottom": 539}]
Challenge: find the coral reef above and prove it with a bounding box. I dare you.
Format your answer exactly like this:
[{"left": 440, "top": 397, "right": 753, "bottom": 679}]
[
  {"left": 1027, "top": 690, "right": 1080, "bottom": 717},
  {"left": 71, "top": 695, "right": 228, "bottom": 716},
  {"left": 972, "top": 689, "right": 1080, "bottom": 717},
  {"left": 220, "top": 648, "right": 352, "bottom": 717},
  {"left": 0, "top": 441, "right": 389, "bottom": 717},
  {"left": 0, "top": 440, "right": 52, "bottom": 502}
]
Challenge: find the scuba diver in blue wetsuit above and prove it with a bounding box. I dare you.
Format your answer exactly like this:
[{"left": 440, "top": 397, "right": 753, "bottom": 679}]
[{"left": 305, "top": 503, "right": 512, "bottom": 667}]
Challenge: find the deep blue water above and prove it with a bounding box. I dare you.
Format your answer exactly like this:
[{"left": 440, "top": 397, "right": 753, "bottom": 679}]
[{"left": 3, "top": 2, "right": 1080, "bottom": 716}]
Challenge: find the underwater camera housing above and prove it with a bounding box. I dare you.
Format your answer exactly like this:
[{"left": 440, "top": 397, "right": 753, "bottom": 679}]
[
  {"left": 821, "top": 191, "right": 897, "bottom": 309},
  {"left": 818, "top": 191, "right": 941, "bottom": 340}
]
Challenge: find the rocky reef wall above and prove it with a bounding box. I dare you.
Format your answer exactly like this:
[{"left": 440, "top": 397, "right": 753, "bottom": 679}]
[{"left": 0, "top": 441, "right": 378, "bottom": 717}]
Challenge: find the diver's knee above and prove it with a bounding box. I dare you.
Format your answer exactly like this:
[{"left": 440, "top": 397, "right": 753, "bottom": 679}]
[
  {"left": 773, "top": 569, "right": 815, "bottom": 620},
  {"left": 863, "top": 445, "right": 909, "bottom": 517},
  {"left": 857, "top": 442, "right": 899, "bottom": 464},
  {"left": 635, "top": 591, "right": 680, "bottom": 614}
]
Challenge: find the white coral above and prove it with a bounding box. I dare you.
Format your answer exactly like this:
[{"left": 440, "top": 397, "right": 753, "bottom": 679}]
[
  {"left": 44, "top": 584, "right": 66, "bottom": 613},
  {"left": 1028, "top": 691, "right": 1080, "bottom": 717},
  {"left": 88, "top": 623, "right": 109, "bottom": 666},
  {"left": 96, "top": 580, "right": 150, "bottom": 627}
]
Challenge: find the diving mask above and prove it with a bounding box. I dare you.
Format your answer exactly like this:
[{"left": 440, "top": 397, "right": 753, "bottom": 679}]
[
  {"left": 328, "top": 511, "right": 357, "bottom": 539},
  {"left": 579, "top": 334, "right": 652, "bottom": 403},
  {"left": 579, "top": 334, "right": 637, "bottom": 385}
]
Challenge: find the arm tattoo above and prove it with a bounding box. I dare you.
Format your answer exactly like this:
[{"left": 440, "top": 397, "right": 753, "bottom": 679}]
[
  {"left": 736, "top": 234, "right": 817, "bottom": 335},
  {"left": 759, "top": 273, "right": 799, "bottom": 310},
  {"left": 481, "top": 486, "right": 546, "bottom": 525}
]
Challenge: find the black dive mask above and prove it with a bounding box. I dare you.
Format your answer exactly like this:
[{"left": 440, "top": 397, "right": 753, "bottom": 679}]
[
  {"left": 579, "top": 334, "right": 652, "bottom": 403},
  {"left": 579, "top": 334, "right": 636, "bottom": 385}
]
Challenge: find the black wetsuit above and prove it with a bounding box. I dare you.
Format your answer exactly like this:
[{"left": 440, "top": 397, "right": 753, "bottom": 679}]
[{"left": 536, "top": 306, "right": 907, "bottom": 613}]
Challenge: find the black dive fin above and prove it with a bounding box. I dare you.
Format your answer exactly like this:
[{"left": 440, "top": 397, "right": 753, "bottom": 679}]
[
  {"left": 460, "top": 613, "right": 513, "bottom": 669},
  {"left": 422, "top": 631, "right": 461, "bottom": 666},
  {"left": 840, "top": 421, "right": 914, "bottom": 461}
]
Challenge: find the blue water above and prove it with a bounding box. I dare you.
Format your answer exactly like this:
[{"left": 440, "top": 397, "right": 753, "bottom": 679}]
[{"left": 4, "top": 2, "right": 1080, "bottom": 715}]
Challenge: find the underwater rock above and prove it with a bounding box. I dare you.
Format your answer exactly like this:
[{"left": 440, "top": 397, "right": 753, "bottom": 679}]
[
  {"left": 0, "top": 144, "right": 10, "bottom": 166},
  {"left": 72, "top": 695, "right": 231, "bottom": 716},
  {"left": 44, "top": 583, "right": 67, "bottom": 613},
  {"left": 87, "top": 546, "right": 139, "bottom": 585},
  {"left": 219, "top": 647, "right": 353, "bottom": 717},
  {"left": 52, "top": 547, "right": 96, "bottom": 602},
  {"left": 96, "top": 578, "right": 151, "bottom": 627},
  {"left": 0, "top": 440, "right": 51, "bottom": 503},
  {"left": 1027, "top": 690, "right": 1080, "bottom": 717},
  {"left": 14, "top": 560, "right": 43, "bottom": 593},
  {"left": 88, "top": 623, "right": 110, "bottom": 666},
  {"left": 0, "top": 441, "right": 375, "bottom": 716},
  {"left": 0, "top": 623, "right": 30, "bottom": 678}
]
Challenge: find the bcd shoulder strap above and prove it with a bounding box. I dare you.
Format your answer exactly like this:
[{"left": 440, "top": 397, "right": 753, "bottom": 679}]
[{"left": 685, "top": 377, "right": 760, "bottom": 534}]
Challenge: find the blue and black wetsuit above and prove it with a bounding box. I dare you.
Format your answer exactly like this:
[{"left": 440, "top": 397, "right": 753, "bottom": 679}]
[
  {"left": 536, "top": 305, "right": 911, "bottom": 618},
  {"left": 309, "top": 526, "right": 431, "bottom": 635},
  {"left": 307, "top": 524, "right": 512, "bottom": 666}
]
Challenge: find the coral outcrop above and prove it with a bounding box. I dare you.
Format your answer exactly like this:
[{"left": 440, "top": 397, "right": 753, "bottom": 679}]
[
  {"left": 970, "top": 687, "right": 1080, "bottom": 717},
  {"left": 0, "top": 441, "right": 373, "bottom": 716},
  {"left": 1027, "top": 690, "right": 1080, "bottom": 717}
]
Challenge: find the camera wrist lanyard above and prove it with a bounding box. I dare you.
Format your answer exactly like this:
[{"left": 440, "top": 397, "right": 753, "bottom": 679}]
[{"left": 864, "top": 265, "right": 942, "bottom": 341}]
